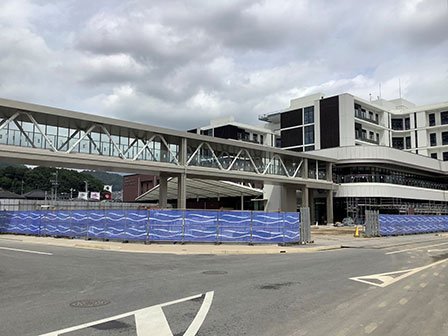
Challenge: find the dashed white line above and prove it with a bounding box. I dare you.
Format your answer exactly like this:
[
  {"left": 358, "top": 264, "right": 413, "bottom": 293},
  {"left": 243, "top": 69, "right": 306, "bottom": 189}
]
[
  {"left": 399, "top": 298, "right": 408, "bottom": 305},
  {"left": 386, "top": 241, "right": 448, "bottom": 255},
  {"left": 427, "top": 248, "right": 448, "bottom": 253},
  {"left": 0, "top": 246, "right": 52, "bottom": 255}
]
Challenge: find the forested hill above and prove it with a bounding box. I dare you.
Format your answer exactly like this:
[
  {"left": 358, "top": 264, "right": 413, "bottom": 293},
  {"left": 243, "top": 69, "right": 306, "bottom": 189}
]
[{"left": 0, "top": 165, "right": 104, "bottom": 195}]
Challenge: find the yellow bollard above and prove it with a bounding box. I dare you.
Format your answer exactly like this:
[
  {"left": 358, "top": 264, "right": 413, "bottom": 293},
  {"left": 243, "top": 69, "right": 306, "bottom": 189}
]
[{"left": 354, "top": 225, "right": 360, "bottom": 238}]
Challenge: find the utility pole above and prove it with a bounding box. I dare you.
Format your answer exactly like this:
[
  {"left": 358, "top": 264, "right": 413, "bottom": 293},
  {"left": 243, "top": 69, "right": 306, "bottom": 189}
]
[{"left": 50, "top": 171, "right": 59, "bottom": 201}]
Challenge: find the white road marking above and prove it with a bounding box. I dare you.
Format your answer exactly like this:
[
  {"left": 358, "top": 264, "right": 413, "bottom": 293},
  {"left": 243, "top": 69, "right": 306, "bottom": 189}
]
[
  {"left": 386, "top": 241, "right": 448, "bottom": 255},
  {"left": 135, "top": 306, "right": 172, "bottom": 336},
  {"left": 184, "top": 291, "right": 214, "bottom": 336},
  {"left": 350, "top": 258, "right": 448, "bottom": 288},
  {"left": 399, "top": 298, "right": 408, "bottom": 305},
  {"left": 38, "top": 291, "right": 214, "bottom": 336},
  {"left": 364, "top": 322, "right": 378, "bottom": 334},
  {"left": 428, "top": 248, "right": 448, "bottom": 253},
  {"left": 0, "top": 246, "right": 52, "bottom": 255}
]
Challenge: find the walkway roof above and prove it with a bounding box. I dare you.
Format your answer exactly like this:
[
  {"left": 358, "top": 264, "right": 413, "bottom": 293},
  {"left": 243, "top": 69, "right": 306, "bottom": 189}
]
[{"left": 136, "top": 178, "right": 263, "bottom": 202}]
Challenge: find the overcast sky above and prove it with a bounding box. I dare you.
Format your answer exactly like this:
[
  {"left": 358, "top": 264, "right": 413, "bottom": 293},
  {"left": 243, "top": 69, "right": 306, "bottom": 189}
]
[{"left": 0, "top": 0, "right": 447, "bottom": 130}]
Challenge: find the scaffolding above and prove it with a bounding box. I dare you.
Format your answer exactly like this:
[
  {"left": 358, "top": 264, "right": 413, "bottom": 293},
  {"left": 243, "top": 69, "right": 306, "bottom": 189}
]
[{"left": 344, "top": 197, "right": 448, "bottom": 224}]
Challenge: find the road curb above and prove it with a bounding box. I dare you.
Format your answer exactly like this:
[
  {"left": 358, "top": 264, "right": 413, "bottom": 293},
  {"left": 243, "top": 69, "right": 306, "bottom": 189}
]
[{"left": 0, "top": 234, "right": 342, "bottom": 255}]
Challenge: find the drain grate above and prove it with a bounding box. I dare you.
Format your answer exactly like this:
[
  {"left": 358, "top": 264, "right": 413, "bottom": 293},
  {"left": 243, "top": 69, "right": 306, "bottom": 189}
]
[
  {"left": 202, "top": 270, "right": 228, "bottom": 275},
  {"left": 70, "top": 299, "right": 111, "bottom": 308}
]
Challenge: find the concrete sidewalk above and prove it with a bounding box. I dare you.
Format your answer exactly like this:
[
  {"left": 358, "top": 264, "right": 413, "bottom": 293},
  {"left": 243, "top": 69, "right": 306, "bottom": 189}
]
[
  {"left": 1, "top": 232, "right": 446, "bottom": 255},
  {"left": 0, "top": 234, "right": 341, "bottom": 255}
]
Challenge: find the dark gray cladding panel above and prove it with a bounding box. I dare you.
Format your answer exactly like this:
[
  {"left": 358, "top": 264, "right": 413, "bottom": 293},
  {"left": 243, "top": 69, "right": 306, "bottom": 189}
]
[
  {"left": 281, "top": 127, "right": 303, "bottom": 148},
  {"left": 280, "top": 108, "right": 302, "bottom": 129},
  {"left": 319, "top": 96, "right": 340, "bottom": 149}
]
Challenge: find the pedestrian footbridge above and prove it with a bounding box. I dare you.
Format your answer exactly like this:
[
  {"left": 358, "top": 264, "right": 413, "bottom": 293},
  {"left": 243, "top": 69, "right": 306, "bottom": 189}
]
[{"left": 0, "top": 98, "right": 335, "bottom": 211}]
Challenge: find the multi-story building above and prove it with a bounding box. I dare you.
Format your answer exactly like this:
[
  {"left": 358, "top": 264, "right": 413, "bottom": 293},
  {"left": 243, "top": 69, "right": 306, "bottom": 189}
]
[
  {"left": 188, "top": 116, "right": 279, "bottom": 147},
  {"left": 259, "top": 92, "right": 448, "bottom": 224}
]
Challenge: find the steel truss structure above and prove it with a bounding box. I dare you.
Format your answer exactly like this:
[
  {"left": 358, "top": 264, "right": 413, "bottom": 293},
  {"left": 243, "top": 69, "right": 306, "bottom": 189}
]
[{"left": 0, "top": 98, "right": 333, "bottom": 184}]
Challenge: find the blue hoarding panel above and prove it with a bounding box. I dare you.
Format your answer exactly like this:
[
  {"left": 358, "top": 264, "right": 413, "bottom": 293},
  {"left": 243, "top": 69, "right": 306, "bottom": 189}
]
[
  {"left": 149, "top": 210, "right": 183, "bottom": 241},
  {"left": 218, "top": 211, "right": 251, "bottom": 243},
  {"left": 379, "top": 215, "right": 448, "bottom": 236},
  {"left": 1, "top": 209, "right": 301, "bottom": 244},
  {"left": 183, "top": 210, "right": 218, "bottom": 243}
]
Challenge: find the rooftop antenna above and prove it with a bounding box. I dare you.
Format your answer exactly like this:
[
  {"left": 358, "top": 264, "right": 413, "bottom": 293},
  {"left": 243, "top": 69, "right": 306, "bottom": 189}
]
[
  {"left": 379, "top": 83, "right": 382, "bottom": 99},
  {"left": 369, "top": 93, "right": 372, "bottom": 102},
  {"left": 399, "top": 78, "right": 402, "bottom": 99}
]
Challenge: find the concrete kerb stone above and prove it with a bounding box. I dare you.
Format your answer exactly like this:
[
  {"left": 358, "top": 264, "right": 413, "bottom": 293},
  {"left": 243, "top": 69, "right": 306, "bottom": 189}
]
[{"left": 0, "top": 234, "right": 341, "bottom": 255}]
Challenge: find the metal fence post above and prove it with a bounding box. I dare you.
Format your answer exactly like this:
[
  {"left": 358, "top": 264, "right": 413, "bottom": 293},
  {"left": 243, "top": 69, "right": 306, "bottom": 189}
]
[
  {"left": 282, "top": 211, "right": 286, "bottom": 244},
  {"left": 146, "top": 209, "right": 151, "bottom": 244},
  {"left": 299, "top": 207, "right": 311, "bottom": 244},
  {"left": 216, "top": 210, "right": 220, "bottom": 244},
  {"left": 181, "top": 209, "right": 185, "bottom": 244},
  {"left": 249, "top": 211, "right": 253, "bottom": 245}
]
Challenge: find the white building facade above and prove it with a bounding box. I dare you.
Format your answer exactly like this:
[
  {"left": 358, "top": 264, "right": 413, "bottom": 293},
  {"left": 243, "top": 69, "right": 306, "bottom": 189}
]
[{"left": 259, "top": 93, "right": 448, "bottom": 224}]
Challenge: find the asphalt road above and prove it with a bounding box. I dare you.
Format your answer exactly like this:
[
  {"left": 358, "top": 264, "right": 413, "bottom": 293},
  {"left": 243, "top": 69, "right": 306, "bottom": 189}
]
[{"left": 0, "top": 235, "right": 447, "bottom": 336}]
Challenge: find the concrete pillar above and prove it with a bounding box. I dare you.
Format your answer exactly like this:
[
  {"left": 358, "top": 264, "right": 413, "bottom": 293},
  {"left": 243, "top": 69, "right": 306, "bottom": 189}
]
[
  {"left": 326, "top": 162, "right": 333, "bottom": 182},
  {"left": 179, "top": 138, "right": 187, "bottom": 165},
  {"left": 177, "top": 173, "right": 187, "bottom": 209},
  {"left": 159, "top": 175, "right": 168, "bottom": 209},
  {"left": 309, "top": 189, "right": 316, "bottom": 225},
  {"left": 300, "top": 186, "right": 309, "bottom": 208},
  {"left": 281, "top": 185, "right": 297, "bottom": 212},
  {"left": 302, "top": 158, "right": 308, "bottom": 179},
  {"left": 326, "top": 190, "right": 334, "bottom": 225}
]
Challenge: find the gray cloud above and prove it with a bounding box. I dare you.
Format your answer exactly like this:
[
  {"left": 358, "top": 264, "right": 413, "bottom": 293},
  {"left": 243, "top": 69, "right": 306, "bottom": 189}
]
[{"left": 0, "top": 0, "right": 447, "bottom": 130}]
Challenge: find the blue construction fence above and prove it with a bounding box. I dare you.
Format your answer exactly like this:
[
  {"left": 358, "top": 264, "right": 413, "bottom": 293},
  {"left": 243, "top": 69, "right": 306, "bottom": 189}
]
[
  {"left": 379, "top": 214, "right": 448, "bottom": 236},
  {"left": 0, "top": 209, "right": 301, "bottom": 244}
]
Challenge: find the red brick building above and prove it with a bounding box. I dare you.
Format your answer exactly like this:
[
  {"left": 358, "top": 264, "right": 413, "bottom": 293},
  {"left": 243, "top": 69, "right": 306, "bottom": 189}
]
[{"left": 122, "top": 174, "right": 159, "bottom": 202}]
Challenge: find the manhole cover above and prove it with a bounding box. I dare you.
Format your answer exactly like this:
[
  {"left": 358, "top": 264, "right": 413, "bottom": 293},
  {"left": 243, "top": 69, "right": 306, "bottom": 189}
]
[
  {"left": 202, "top": 270, "right": 228, "bottom": 275},
  {"left": 70, "top": 299, "right": 111, "bottom": 308}
]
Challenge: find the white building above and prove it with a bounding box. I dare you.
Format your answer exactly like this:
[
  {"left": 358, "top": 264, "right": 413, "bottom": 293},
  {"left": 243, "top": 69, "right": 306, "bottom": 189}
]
[{"left": 260, "top": 92, "right": 448, "bottom": 224}]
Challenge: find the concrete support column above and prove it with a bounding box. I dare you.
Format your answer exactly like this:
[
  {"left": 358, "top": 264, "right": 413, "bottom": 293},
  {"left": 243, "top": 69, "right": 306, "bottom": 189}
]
[
  {"left": 326, "top": 162, "right": 333, "bottom": 182},
  {"left": 326, "top": 190, "right": 334, "bottom": 225},
  {"left": 177, "top": 173, "right": 187, "bottom": 209},
  {"left": 300, "top": 186, "right": 309, "bottom": 208},
  {"left": 309, "top": 189, "right": 316, "bottom": 225},
  {"left": 179, "top": 138, "right": 187, "bottom": 166},
  {"left": 159, "top": 175, "right": 168, "bottom": 209},
  {"left": 302, "top": 158, "right": 308, "bottom": 179},
  {"left": 281, "top": 184, "right": 297, "bottom": 212}
]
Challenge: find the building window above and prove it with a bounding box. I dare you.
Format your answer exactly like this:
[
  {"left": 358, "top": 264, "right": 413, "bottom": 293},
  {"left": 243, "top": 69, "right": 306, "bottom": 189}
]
[
  {"left": 376, "top": 133, "right": 380, "bottom": 143},
  {"left": 303, "top": 106, "right": 314, "bottom": 124},
  {"left": 392, "top": 137, "right": 404, "bottom": 149},
  {"left": 442, "top": 132, "right": 448, "bottom": 146},
  {"left": 201, "top": 129, "right": 212, "bottom": 136},
  {"left": 405, "top": 136, "right": 411, "bottom": 149},
  {"left": 304, "top": 125, "right": 314, "bottom": 145},
  {"left": 405, "top": 117, "right": 410, "bottom": 130},
  {"left": 391, "top": 119, "right": 403, "bottom": 130},
  {"left": 369, "top": 131, "right": 374, "bottom": 141},
  {"left": 441, "top": 112, "right": 448, "bottom": 125},
  {"left": 430, "top": 133, "right": 437, "bottom": 146},
  {"left": 260, "top": 134, "right": 264, "bottom": 145},
  {"left": 444, "top": 152, "right": 448, "bottom": 161},
  {"left": 429, "top": 113, "right": 436, "bottom": 126},
  {"left": 304, "top": 145, "right": 315, "bottom": 151},
  {"left": 275, "top": 137, "right": 281, "bottom": 147},
  {"left": 253, "top": 134, "right": 258, "bottom": 143},
  {"left": 431, "top": 153, "right": 438, "bottom": 159}
]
